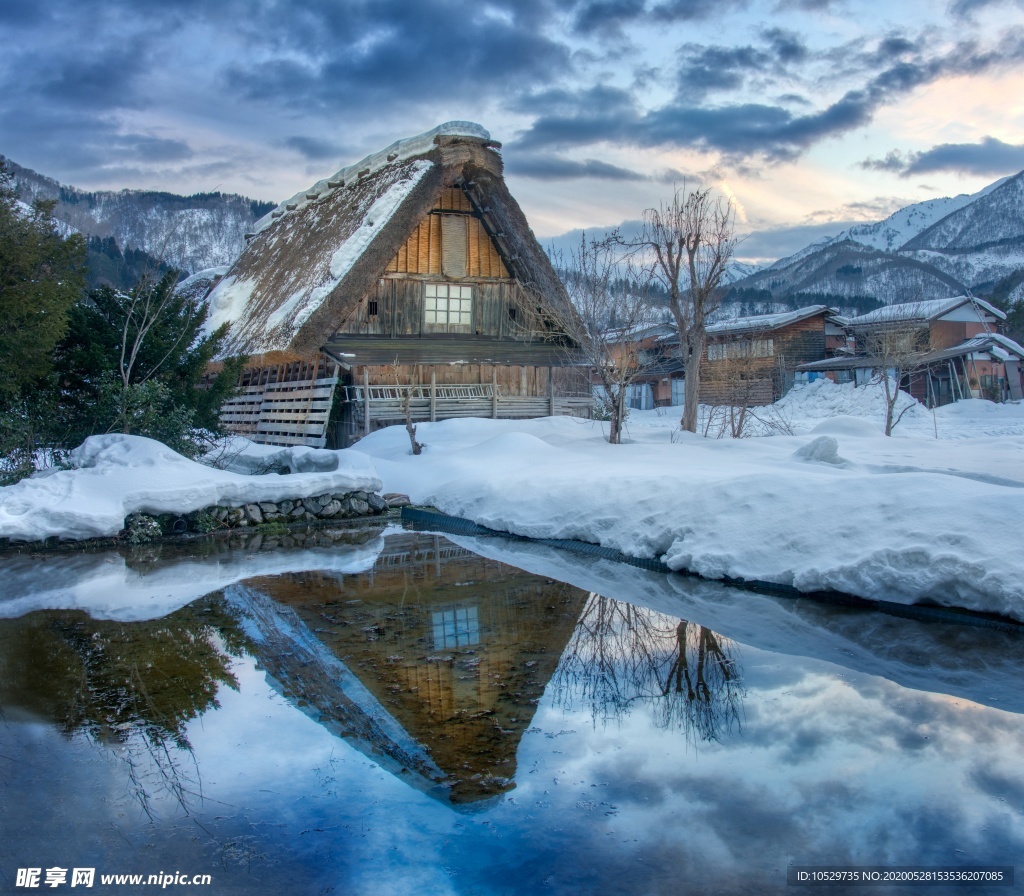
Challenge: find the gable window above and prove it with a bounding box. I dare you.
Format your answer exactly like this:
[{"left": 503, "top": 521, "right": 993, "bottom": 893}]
[{"left": 424, "top": 283, "right": 473, "bottom": 332}]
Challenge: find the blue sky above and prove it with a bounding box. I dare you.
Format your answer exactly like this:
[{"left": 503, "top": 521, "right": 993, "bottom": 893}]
[{"left": 1, "top": 0, "right": 1023, "bottom": 261}]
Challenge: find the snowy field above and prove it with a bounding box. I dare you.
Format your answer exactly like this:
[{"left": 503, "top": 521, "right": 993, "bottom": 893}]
[
  {"left": 353, "top": 381, "right": 1024, "bottom": 620},
  {"left": 1, "top": 380, "right": 1022, "bottom": 620}
]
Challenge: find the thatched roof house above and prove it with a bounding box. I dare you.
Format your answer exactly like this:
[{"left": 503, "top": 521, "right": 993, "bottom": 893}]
[{"left": 206, "top": 122, "right": 591, "bottom": 447}]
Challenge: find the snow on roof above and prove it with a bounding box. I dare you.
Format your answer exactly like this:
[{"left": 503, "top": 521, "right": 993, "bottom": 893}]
[
  {"left": 848, "top": 295, "right": 1006, "bottom": 327},
  {"left": 254, "top": 122, "right": 492, "bottom": 236},
  {"left": 205, "top": 158, "right": 433, "bottom": 353},
  {"left": 706, "top": 305, "right": 832, "bottom": 336}
]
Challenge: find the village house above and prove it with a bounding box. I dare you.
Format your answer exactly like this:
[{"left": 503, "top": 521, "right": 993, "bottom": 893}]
[
  {"left": 795, "top": 295, "right": 1024, "bottom": 405},
  {"left": 626, "top": 305, "right": 844, "bottom": 409},
  {"left": 203, "top": 122, "right": 592, "bottom": 448}
]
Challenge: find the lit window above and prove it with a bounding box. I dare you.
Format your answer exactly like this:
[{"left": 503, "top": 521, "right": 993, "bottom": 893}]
[
  {"left": 432, "top": 605, "right": 480, "bottom": 650},
  {"left": 424, "top": 283, "right": 473, "bottom": 331}
]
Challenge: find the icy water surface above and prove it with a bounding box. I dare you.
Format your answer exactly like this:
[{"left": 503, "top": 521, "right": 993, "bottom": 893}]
[{"left": 1, "top": 527, "right": 1022, "bottom": 895}]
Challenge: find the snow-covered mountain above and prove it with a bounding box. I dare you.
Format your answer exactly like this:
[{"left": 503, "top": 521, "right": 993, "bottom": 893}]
[
  {"left": 4, "top": 157, "right": 275, "bottom": 274},
  {"left": 732, "top": 171, "right": 1024, "bottom": 303}
]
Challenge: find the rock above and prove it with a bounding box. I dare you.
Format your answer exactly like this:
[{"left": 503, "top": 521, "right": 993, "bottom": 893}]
[
  {"left": 367, "top": 493, "right": 388, "bottom": 513},
  {"left": 289, "top": 506, "right": 306, "bottom": 519},
  {"left": 227, "top": 508, "right": 245, "bottom": 526},
  {"left": 353, "top": 491, "right": 368, "bottom": 502},
  {"left": 279, "top": 499, "right": 295, "bottom": 514},
  {"left": 317, "top": 493, "right": 333, "bottom": 507},
  {"left": 258, "top": 502, "right": 278, "bottom": 514},
  {"left": 383, "top": 493, "right": 411, "bottom": 508},
  {"left": 350, "top": 498, "right": 370, "bottom": 516},
  {"left": 301, "top": 497, "right": 321, "bottom": 515},
  {"left": 321, "top": 499, "right": 343, "bottom": 517},
  {"left": 244, "top": 503, "right": 264, "bottom": 524}
]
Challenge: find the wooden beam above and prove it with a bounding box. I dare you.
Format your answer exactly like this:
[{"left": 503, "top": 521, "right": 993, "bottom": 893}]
[
  {"left": 363, "top": 367, "right": 370, "bottom": 436},
  {"left": 430, "top": 368, "right": 437, "bottom": 422}
]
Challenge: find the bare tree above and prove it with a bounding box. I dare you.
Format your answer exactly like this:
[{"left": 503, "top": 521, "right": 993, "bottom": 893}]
[
  {"left": 853, "top": 320, "right": 927, "bottom": 436},
  {"left": 633, "top": 188, "right": 737, "bottom": 433},
  {"left": 549, "top": 233, "right": 661, "bottom": 444}
]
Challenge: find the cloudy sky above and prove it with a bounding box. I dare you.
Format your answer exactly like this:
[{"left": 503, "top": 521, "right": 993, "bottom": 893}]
[{"left": 2, "top": 0, "right": 1023, "bottom": 261}]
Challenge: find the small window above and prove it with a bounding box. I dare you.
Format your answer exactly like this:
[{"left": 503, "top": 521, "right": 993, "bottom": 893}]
[
  {"left": 432, "top": 605, "right": 480, "bottom": 650},
  {"left": 424, "top": 283, "right": 473, "bottom": 332},
  {"left": 367, "top": 299, "right": 379, "bottom": 317},
  {"left": 508, "top": 306, "right": 517, "bottom": 322}
]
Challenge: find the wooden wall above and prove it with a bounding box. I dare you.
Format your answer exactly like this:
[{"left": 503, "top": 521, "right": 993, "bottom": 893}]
[
  {"left": 339, "top": 278, "right": 537, "bottom": 338},
  {"left": 701, "top": 315, "right": 827, "bottom": 406},
  {"left": 384, "top": 187, "right": 509, "bottom": 279},
  {"left": 356, "top": 363, "right": 589, "bottom": 397}
]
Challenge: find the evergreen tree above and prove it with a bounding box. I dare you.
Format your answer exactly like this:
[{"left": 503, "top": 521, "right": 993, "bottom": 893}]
[
  {"left": 54, "top": 271, "right": 245, "bottom": 457},
  {"left": 0, "top": 163, "right": 86, "bottom": 480}
]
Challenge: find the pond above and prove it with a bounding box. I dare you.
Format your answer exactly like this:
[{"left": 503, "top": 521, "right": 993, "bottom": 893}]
[{"left": 1, "top": 526, "right": 1021, "bottom": 895}]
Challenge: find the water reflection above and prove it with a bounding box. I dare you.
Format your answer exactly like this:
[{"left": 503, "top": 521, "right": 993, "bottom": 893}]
[
  {"left": 1, "top": 530, "right": 1022, "bottom": 895},
  {"left": 235, "top": 533, "right": 589, "bottom": 804},
  {"left": 553, "top": 595, "right": 744, "bottom": 743},
  {"left": 0, "top": 595, "right": 248, "bottom": 816}
]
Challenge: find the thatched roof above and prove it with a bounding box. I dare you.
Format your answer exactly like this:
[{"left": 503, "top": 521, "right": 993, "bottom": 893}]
[{"left": 205, "top": 122, "right": 571, "bottom": 357}]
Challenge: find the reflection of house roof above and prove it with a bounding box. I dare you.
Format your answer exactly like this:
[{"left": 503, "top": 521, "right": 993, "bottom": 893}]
[
  {"left": 706, "top": 305, "right": 835, "bottom": 337},
  {"left": 847, "top": 295, "right": 1005, "bottom": 328},
  {"left": 237, "top": 532, "right": 587, "bottom": 806}
]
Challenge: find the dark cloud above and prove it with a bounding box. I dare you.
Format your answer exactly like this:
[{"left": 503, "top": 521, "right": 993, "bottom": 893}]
[
  {"left": 906, "top": 137, "right": 1024, "bottom": 175},
  {"left": 573, "top": 0, "right": 646, "bottom": 36},
  {"left": 859, "top": 149, "right": 910, "bottom": 172},
  {"left": 223, "top": 0, "right": 573, "bottom": 113},
  {"left": 676, "top": 45, "right": 772, "bottom": 95},
  {"left": 762, "top": 27, "right": 810, "bottom": 63},
  {"left": 282, "top": 136, "right": 345, "bottom": 161},
  {"left": 652, "top": 0, "right": 748, "bottom": 20},
  {"left": 861, "top": 138, "right": 1024, "bottom": 176},
  {"left": 507, "top": 154, "right": 647, "bottom": 180},
  {"left": 950, "top": 0, "right": 1024, "bottom": 20}
]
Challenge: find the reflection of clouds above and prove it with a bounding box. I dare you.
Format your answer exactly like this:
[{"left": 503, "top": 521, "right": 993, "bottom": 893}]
[{"left": 518, "top": 643, "right": 1024, "bottom": 889}]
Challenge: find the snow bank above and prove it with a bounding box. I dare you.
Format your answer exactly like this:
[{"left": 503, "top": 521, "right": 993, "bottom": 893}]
[
  {"left": 0, "top": 536, "right": 384, "bottom": 622},
  {"left": 353, "top": 413, "right": 1024, "bottom": 619},
  {"left": 0, "top": 434, "right": 381, "bottom": 542}
]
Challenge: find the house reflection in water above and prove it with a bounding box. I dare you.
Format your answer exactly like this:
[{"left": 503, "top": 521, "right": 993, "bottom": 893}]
[{"left": 240, "top": 533, "right": 588, "bottom": 805}]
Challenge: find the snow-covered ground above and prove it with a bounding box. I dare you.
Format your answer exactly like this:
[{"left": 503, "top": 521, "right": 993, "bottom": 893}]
[
  {"left": 1, "top": 380, "right": 1021, "bottom": 620},
  {"left": 353, "top": 381, "right": 1024, "bottom": 620},
  {"left": 0, "top": 433, "right": 380, "bottom": 542}
]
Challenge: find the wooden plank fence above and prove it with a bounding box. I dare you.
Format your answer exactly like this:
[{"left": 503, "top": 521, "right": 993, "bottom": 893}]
[
  {"left": 221, "top": 373, "right": 340, "bottom": 448},
  {"left": 343, "top": 383, "right": 592, "bottom": 424}
]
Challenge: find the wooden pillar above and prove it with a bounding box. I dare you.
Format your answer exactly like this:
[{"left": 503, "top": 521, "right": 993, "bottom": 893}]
[
  {"left": 548, "top": 368, "right": 556, "bottom": 416},
  {"left": 362, "top": 367, "right": 370, "bottom": 436},
  {"left": 492, "top": 366, "right": 498, "bottom": 418},
  {"left": 430, "top": 368, "right": 437, "bottom": 422}
]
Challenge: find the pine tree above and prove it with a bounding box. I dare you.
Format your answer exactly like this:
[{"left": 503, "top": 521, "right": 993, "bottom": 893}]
[{"left": 0, "top": 163, "right": 86, "bottom": 480}]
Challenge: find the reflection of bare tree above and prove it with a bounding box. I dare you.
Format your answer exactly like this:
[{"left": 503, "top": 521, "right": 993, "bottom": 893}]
[{"left": 553, "top": 594, "right": 744, "bottom": 744}]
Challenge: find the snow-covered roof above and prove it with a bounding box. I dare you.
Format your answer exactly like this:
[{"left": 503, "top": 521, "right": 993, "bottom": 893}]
[
  {"left": 847, "top": 295, "right": 1006, "bottom": 327},
  {"left": 253, "top": 122, "right": 494, "bottom": 237},
  {"left": 706, "top": 305, "right": 834, "bottom": 336},
  {"left": 203, "top": 122, "right": 571, "bottom": 358}
]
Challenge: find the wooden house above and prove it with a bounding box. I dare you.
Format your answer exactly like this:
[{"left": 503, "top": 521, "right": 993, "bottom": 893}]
[
  {"left": 204, "top": 122, "right": 592, "bottom": 448},
  {"left": 794, "top": 296, "right": 1024, "bottom": 405},
  {"left": 698, "top": 305, "right": 843, "bottom": 406}
]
